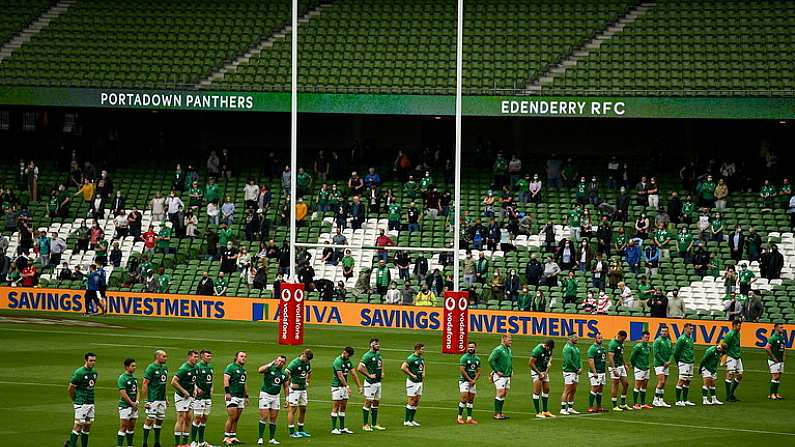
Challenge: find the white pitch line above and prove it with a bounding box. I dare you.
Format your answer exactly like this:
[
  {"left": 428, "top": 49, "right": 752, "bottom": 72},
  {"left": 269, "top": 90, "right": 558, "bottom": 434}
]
[
  {"left": 575, "top": 416, "right": 795, "bottom": 437},
  {"left": 92, "top": 342, "right": 178, "bottom": 349}
]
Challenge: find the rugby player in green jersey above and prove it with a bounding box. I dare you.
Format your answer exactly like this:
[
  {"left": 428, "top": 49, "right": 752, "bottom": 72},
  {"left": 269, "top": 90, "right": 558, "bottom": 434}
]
[
  {"left": 223, "top": 351, "right": 249, "bottom": 445},
  {"left": 331, "top": 347, "right": 362, "bottom": 434},
  {"left": 286, "top": 349, "right": 313, "bottom": 438},
  {"left": 699, "top": 344, "right": 724, "bottom": 405},
  {"left": 586, "top": 333, "right": 608, "bottom": 413},
  {"left": 171, "top": 350, "right": 199, "bottom": 447},
  {"left": 630, "top": 331, "right": 652, "bottom": 409},
  {"left": 488, "top": 334, "right": 513, "bottom": 420},
  {"left": 117, "top": 358, "right": 139, "bottom": 447},
  {"left": 65, "top": 352, "right": 98, "bottom": 447},
  {"left": 673, "top": 323, "right": 696, "bottom": 406},
  {"left": 720, "top": 319, "right": 743, "bottom": 402},
  {"left": 607, "top": 331, "right": 631, "bottom": 411},
  {"left": 357, "top": 338, "right": 386, "bottom": 431},
  {"left": 560, "top": 334, "right": 582, "bottom": 415},
  {"left": 457, "top": 342, "right": 481, "bottom": 424},
  {"left": 142, "top": 350, "right": 168, "bottom": 447},
  {"left": 765, "top": 323, "right": 787, "bottom": 400},
  {"left": 652, "top": 326, "right": 673, "bottom": 407},
  {"left": 530, "top": 339, "right": 555, "bottom": 418},
  {"left": 257, "top": 355, "right": 289, "bottom": 445},
  {"left": 401, "top": 343, "right": 426, "bottom": 426},
  {"left": 193, "top": 350, "right": 214, "bottom": 447}
]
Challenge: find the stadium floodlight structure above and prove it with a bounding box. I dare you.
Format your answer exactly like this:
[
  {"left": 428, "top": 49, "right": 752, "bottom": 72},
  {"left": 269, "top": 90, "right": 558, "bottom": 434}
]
[{"left": 289, "top": 0, "right": 465, "bottom": 291}]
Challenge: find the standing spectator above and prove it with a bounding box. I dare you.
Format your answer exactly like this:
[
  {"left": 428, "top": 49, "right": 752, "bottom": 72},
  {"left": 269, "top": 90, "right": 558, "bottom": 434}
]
[
  {"left": 347, "top": 171, "right": 364, "bottom": 197},
  {"left": 723, "top": 266, "right": 737, "bottom": 295},
  {"left": 614, "top": 186, "right": 630, "bottom": 222},
  {"left": 386, "top": 197, "right": 401, "bottom": 231},
  {"left": 648, "top": 288, "right": 668, "bottom": 318},
  {"left": 723, "top": 292, "right": 742, "bottom": 320},
  {"left": 504, "top": 269, "right": 520, "bottom": 303},
  {"left": 543, "top": 220, "right": 556, "bottom": 253},
  {"left": 196, "top": 272, "right": 214, "bottom": 295},
  {"left": 395, "top": 250, "right": 410, "bottom": 281},
  {"left": 50, "top": 232, "right": 66, "bottom": 267},
  {"left": 644, "top": 244, "right": 660, "bottom": 277},
  {"left": 36, "top": 231, "right": 50, "bottom": 269},
  {"left": 743, "top": 291, "right": 764, "bottom": 322},
  {"left": 728, "top": 225, "right": 744, "bottom": 261},
  {"left": 542, "top": 256, "right": 561, "bottom": 286},
  {"left": 760, "top": 179, "right": 777, "bottom": 211},
  {"left": 243, "top": 178, "right": 259, "bottom": 210},
  {"left": 313, "top": 151, "right": 330, "bottom": 182},
  {"left": 206, "top": 201, "right": 220, "bottom": 226},
  {"left": 415, "top": 283, "right": 436, "bottom": 306},
  {"left": 625, "top": 239, "right": 642, "bottom": 274},
  {"left": 634, "top": 213, "right": 650, "bottom": 239},
  {"left": 575, "top": 176, "right": 588, "bottom": 206},
  {"left": 127, "top": 207, "right": 142, "bottom": 240},
  {"left": 173, "top": 164, "right": 185, "bottom": 192},
  {"left": 489, "top": 269, "right": 505, "bottom": 302},
  {"left": 374, "top": 229, "right": 394, "bottom": 263},
  {"left": 364, "top": 167, "right": 381, "bottom": 188},
  {"left": 109, "top": 241, "right": 122, "bottom": 267},
  {"left": 588, "top": 176, "right": 600, "bottom": 206},
  {"left": 607, "top": 156, "right": 619, "bottom": 189},
  {"left": 188, "top": 180, "right": 203, "bottom": 211},
  {"left": 697, "top": 175, "right": 716, "bottom": 209},
  {"left": 545, "top": 155, "right": 563, "bottom": 189},
  {"left": 558, "top": 239, "right": 575, "bottom": 271},
  {"left": 296, "top": 168, "right": 312, "bottom": 198},
  {"left": 635, "top": 176, "right": 649, "bottom": 206},
  {"left": 204, "top": 177, "right": 222, "bottom": 205},
  {"left": 113, "top": 211, "right": 129, "bottom": 239},
  {"left": 596, "top": 219, "right": 612, "bottom": 256},
  {"left": 401, "top": 280, "right": 417, "bottom": 305},
  {"left": 745, "top": 226, "right": 762, "bottom": 261},
  {"left": 666, "top": 290, "right": 685, "bottom": 318},
  {"left": 591, "top": 253, "right": 607, "bottom": 291},
  {"left": 340, "top": 250, "right": 355, "bottom": 282},
  {"left": 150, "top": 191, "right": 166, "bottom": 224},
  {"left": 766, "top": 245, "right": 784, "bottom": 280},
  {"left": 525, "top": 253, "right": 542, "bottom": 287},
  {"left": 714, "top": 179, "right": 729, "bottom": 210},
  {"left": 667, "top": 192, "right": 682, "bottom": 224},
  {"left": 647, "top": 177, "right": 659, "bottom": 208},
  {"left": 349, "top": 196, "right": 365, "bottom": 230},
  {"left": 406, "top": 202, "right": 421, "bottom": 233},
  {"left": 375, "top": 260, "right": 391, "bottom": 296},
  {"left": 529, "top": 174, "right": 543, "bottom": 204},
  {"left": 141, "top": 225, "right": 157, "bottom": 255},
  {"left": 577, "top": 239, "right": 593, "bottom": 273},
  {"left": 425, "top": 187, "right": 441, "bottom": 219},
  {"left": 221, "top": 195, "right": 235, "bottom": 225},
  {"left": 517, "top": 286, "right": 532, "bottom": 311},
  {"left": 607, "top": 259, "right": 624, "bottom": 290},
  {"left": 533, "top": 290, "right": 547, "bottom": 312},
  {"left": 617, "top": 281, "right": 634, "bottom": 308},
  {"left": 474, "top": 252, "right": 488, "bottom": 284},
  {"left": 565, "top": 205, "right": 582, "bottom": 241},
  {"left": 384, "top": 281, "right": 401, "bottom": 304},
  {"left": 184, "top": 210, "right": 198, "bottom": 238},
  {"left": 516, "top": 174, "right": 530, "bottom": 203},
  {"left": 214, "top": 272, "right": 228, "bottom": 296},
  {"left": 413, "top": 253, "right": 429, "bottom": 284},
  {"left": 692, "top": 244, "right": 710, "bottom": 278},
  {"left": 710, "top": 212, "right": 724, "bottom": 242},
  {"left": 156, "top": 222, "right": 172, "bottom": 254},
  {"left": 25, "top": 160, "right": 38, "bottom": 202},
  {"left": 207, "top": 150, "right": 220, "bottom": 178},
  {"left": 562, "top": 271, "right": 578, "bottom": 305},
  {"left": 111, "top": 190, "right": 125, "bottom": 216},
  {"left": 561, "top": 157, "right": 577, "bottom": 187}
]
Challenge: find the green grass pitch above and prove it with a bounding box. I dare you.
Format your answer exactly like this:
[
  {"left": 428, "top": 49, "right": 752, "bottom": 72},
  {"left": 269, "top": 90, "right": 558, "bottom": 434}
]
[{"left": 1, "top": 311, "right": 793, "bottom": 446}]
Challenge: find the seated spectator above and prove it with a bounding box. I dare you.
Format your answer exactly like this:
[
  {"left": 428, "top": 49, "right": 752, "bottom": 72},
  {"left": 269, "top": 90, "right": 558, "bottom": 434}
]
[
  {"left": 667, "top": 290, "right": 685, "bottom": 318},
  {"left": 334, "top": 281, "right": 347, "bottom": 301},
  {"left": 617, "top": 281, "right": 634, "bottom": 308},
  {"left": 385, "top": 281, "right": 401, "bottom": 304},
  {"left": 415, "top": 283, "right": 436, "bottom": 306},
  {"left": 517, "top": 286, "right": 532, "bottom": 311},
  {"left": 400, "top": 280, "right": 416, "bottom": 305},
  {"left": 533, "top": 290, "right": 547, "bottom": 312}
]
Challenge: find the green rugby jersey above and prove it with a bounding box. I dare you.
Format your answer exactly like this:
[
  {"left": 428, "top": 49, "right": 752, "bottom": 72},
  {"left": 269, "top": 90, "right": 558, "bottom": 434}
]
[
  {"left": 530, "top": 344, "right": 552, "bottom": 372},
  {"left": 360, "top": 350, "right": 383, "bottom": 384},
  {"left": 224, "top": 363, "right": 247, "bottom": 398},
  {"left": 488, "top": 344, "right": 513, "bottom": 377},
  {"left": 143, "top": 362, "right": 168, "bottom": 402},
  {"left": 587, "top": 343, "right": 607, "bottom": 373},
  {"left": 767, "top": 333, "right": 787, "bottom": 362},
  {"left": 630, "top": 342, "right": 651, "bottom": 370},
  {"left": 673, "top": 334, "right": 695, "bottom": 364},
  {"left": 331, "top": 355, "right": 353, "bottom": 387},
  {"left": 700, "top": 346, "right": 720, "bottom": 373},
  {"left": 117, "top": 372, "right": 138, "bottom": 408},
  {"left": 405, "top": 353, "right": 425, "bottom": 383},
  {"left": 70, "top": 366, "right": 97, "bottom": 405},
  {"left": 286, "top": 357, "right": 311, "bottom": 390},
  {"left": 607, "top": 338, "right": 625, "bottom": 366},
  {"left": 722, "top": 329, "right": 742, "bottom": 359},
  {"left": 459, "top": 353, "right": 481, "bottom": 383},
  {"left": 261, "top": 365, "right": 288, "bottom": 395},
  {"left": 653, "top": 336, "right": 673, "bottom": 367},
  {"left": 196, "top": 361, "right": 214, "bottom": 400},
  {"left": 174, "top": 361, "right": 198, "bottom": 394},
  {"left": 562, "top": 343, "right": 581, "bottom": 373}
]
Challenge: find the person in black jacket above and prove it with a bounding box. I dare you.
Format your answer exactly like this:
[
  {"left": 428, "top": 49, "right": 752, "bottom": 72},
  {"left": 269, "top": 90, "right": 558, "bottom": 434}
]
[
  {"left": 727, "top": 225, "right": 745, "bottom": 262},
  {"left": 395, "top": 250, "right": 411, "bottom": 280},
  {"left": 504, "top": 269, "right": 521, "bottom": 302},
  {"left": 525, "top": 254, "right": 542, "bottom": 286},
  {"left": 349, "top": 195, "right": 365, "bottom": 230},
  {"left": 767, "top": 244, "right": 785, "bottom": 280},
  {"left": 615, "top": 187, "right": 630, "bottom": 222},
  {"left": 596, "top": 219, "right": 612, "bottom": 256},
  {"left": 196, "top": 271, "right": 214, "bottom": 295},
  {"left": 648, "top": 288, "right": 668, "bottom": 318},
  {"left": 692, "top": 245, "right": 711, "bottom": 278},
  {"left": 667, "top": 191, "right": 682, "bottom": 224},
  {"left": 413, "top": 254, "right": 428, "bottom": 284}
]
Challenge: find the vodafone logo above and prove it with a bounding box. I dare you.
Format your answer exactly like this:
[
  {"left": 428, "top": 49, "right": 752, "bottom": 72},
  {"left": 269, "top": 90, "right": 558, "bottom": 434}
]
[
  {"left": 458, "top": 297, "right": 468, "bottom": 311},
  {"left": 280, "top": 289, "right": 291, "bottom": 302},
  {"left": 444, "top": 296, "right": 468, "bottom": 311},
  {"left": 294, "top": 289, "right": 304, "bottom": 302},
  {"left": 444, "top": 297, "right": 456, "bottom": 311}
]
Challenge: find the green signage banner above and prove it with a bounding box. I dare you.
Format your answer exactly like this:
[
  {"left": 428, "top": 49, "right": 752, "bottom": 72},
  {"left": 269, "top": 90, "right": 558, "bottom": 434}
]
[{"left": 0, "top": 87, "right": 793, "bottom": 119}]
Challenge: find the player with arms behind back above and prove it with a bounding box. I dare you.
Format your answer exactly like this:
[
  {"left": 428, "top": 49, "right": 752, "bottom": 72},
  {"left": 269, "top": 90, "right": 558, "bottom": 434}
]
[
  {"left": 401, "top": 343, "right": 426, "bottom": 427},
  {"left": 488, "top": 334, "right": 513, "bottom": 420},
  {"left": 587, "top": 333, "right": 608, "bottom": 413},
  {"left": 560, "top": 334, "right": 582, "bottom": 415},
  {"left": 142, "top": 350, "right": 168, "bottom": 447},
  {"left": 358, "top": 338, "right": 386, "bottom": 431},
  {"left": 117, "top": 358, "right": 138, "bottom": 447},
  {"left": 331, "top": 347, "right": 362, "bottom": 434},
  {"left": 171, "top": 350, "right": 199, "bottom": 447},
  {"left": 530, "top": 339, "right": 555, "bottom": 418},
  {"left": 765, "top": 323, "right": 786, "bottom": 400},
  {"left": 608, "top": 331, "right": 631, "bottom": 411},
  {"left": 630, "top": 331, "right": 652, "bottom": 409},
  {"left": 223, "top": 351, "right": 249, "bottom": 446},
  {"left": 192, "top": 350, "right": 215, "bottom": 447},
  {"left": 457, "top": 341, "right": 481, "bottom": 424},
  {"left": 652, "top": 325, "right": 673, "bottom": 407},
  {"left": 673, "top": 323, "right": 696, "bottom": 406},
  {"left": 65, "top": 352, "right": 98, "bottom": 447}
]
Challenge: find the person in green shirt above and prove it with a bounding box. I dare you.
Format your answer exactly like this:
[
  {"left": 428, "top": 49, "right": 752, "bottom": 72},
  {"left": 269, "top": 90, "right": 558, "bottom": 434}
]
[
  {"left": 630, "top": 331, "right": 652, "bottom": 409},
  {"left": 117, "top": 358, "right": 138, "bottom": 447},
  {"left": 676, "top": 227, "right": 694, "bottom": 263},
  {"left": 652, "top": 326, "right": 673, "bottom": 407},
  {"left": 257, "top": 355, "right": 289, "bottom": 445},
  {"left": 737, "top": 263, "right": 756, "bottom": 296},
  {"left": 560, "top": 333, "right": 581, "bottom": 415},
  {"left": 218, "top": 223, "right": 235, "bottom": 251},
  {"left": 67, "top": 352, "right": 98, "bottom": 447},
  {"left": 517, "top": 286, "right": 533, "bottom": 311},
  {"left": 699, "top": 344, "right": 724, "bottom": 405},
  {"left": 286, "top": 349, "right": 313, "bottom": 438},
  {"left": 779, "top": 178, "right": 792, "bottom": 209},
  {"left": 387, "top": 199, "right": 402, "bottom": 231},
  {"left": 157, "top": 268, "right": 171, "bottom": 294},
  {"left": 698, "top": 174, "right": 716, "bottom": 208},
  {"left": 204, "top": 178, "right": 221, "bottom": 205},
  {"left": 223, "top": 351, "right": 249, "bottom": 445},
  {"left": 403, "top": 175, "right": 419, "bottom": 199},
  {"left": 214, "top": 272, "right": 228, "bottom": 297},
  {"left": 681, "top": 195, "right": 696, "bottom": 224},
  {"left": 765, "top": 323, "right": 787, "bottom": 400},
  {"left": 330, "top": 347, "right": 362, "bottom": 435},
  {"left": 586, "top": 333, "right": 607, "bottom": 413},
  {"left": 357, "top": 338, "right": 386, "bottom": 431},
  {"left": 720, "top": 319, "right": 743, "bottom": 402},
  {"left": 488, "top": 334, "right": 513, "bottom": 420},
  {"left": 419, "top": 171, "right": 434, "bottom": 193},
  {"left": 516, "top": 174, "right": 530, "bottom": 203},
  {"left": 608, "top": 331, "right": 631, "bottom": 411},
  {"left": 530, "top": 339, "right": 555, "bottom": 417},
  {"left": 672, "top": 323, "right": 696, "bottom": 406},
  {"left": 709, "top": 212, "right": 724, "bottom": 242},
  {"left": 193, "top": 350, "right": 214, "bottom": 447},
  {"left": 401, "top": 343, "right": 426, "bottom": 426},
  {"left": 565, "top": 205, "right": 582, "bottom": 240},
  {"left": 760, "top": 179, "right": 778, "bottom": 210},
  {"left": 188, "top": 181, "right": 203, "bottom": 210},
  {"left": 636, "top": 276, "right": 653, "bottom": 312},
  {"left": 171, "top": 351, "right": 199, "bottom": 446},
  {"left": 156, "top": 222, "right": 172, "bottom": 254},
  {"left": 375, "top": 260, "right": 391, "bottom": 296},
  {"left": 653, "top": 224, "right": 671, "bottom": 251},
  {"left": 296, "top": 168, "right": 312, "bottom": 198},
  {"left": 561, "top": 270, "right": 578, "bottom": 305},
  {"left": 575, "top": 176, "right": 588, "bottom": 205},
  {"left": 141, "top": 349, "right": 168, "bottom": 447},
  {"left": 457, "top": 342, "right": 481, "bottom": 424}
]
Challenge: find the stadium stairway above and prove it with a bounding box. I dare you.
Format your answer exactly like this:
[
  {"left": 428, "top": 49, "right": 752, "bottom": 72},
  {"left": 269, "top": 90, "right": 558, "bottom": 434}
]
[
  {"left": 0, "top": 0, "right": 74, "bottom": 63},
  {"left": 197, "top": 1, "right": 331, "bottom": 89},
  {"left": 527, "top": 1, "right": 656, "bottom": 92}
]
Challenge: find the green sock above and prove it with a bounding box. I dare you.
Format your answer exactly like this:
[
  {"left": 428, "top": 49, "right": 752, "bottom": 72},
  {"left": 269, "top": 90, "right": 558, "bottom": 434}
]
[
  {"left": 331, "top": 414, "right": 338, "bottom": 429},
  {"left": 371, "top": 407, "right": 379, "bottom": 426},
  {"left": 190, "top": 424, "right": 198, "bottom": 442},
  {"left": 183, "top": 433, "right": 191, "bottom": 444},
  {"left": 466, "top": 403, "right": 473, "bottom": 417},
  {"left": 724, "top": 381, "right": 732, "bottom": 399},
  {"left": 288, "top": 425, "right": 295, "bottom": 435},
  {"left": 640, "top": 390, "right": 646, "bottom": 404},
  {"left": 405, "top": 406, "right": 411, "bottom": 422},
  {"left": 731, "top": 380, "right": 740, "bottom": 397},
  {"left": 198, "top": 425, "right": 205, "bottom": 443},
  {"left": 683, "top": 386, "right": 689, "bottom": 401},
  {"left": 297, "top": 424, "right": 304, "bottom": 433},
  {"left": 363, "top": 407, "right": 370, "bottom": 425},
  {"left": 588, "top": 392, "right": 595, "bottom": 407},
  {"left": 259, "top": 421, "right": 267, "bottom": 438},
  {"left": 69, "top": 431, "right": 79, "bottom": 447},
  {"left": 494, "top": 398, "right": 504, "bottom": 414},
  {"left": 596, "top": 393, "right": 602, "bottom": 407},
  {"left": 125, "top": 432, "right": 134, "bottom": 446},
  {"left": 710, "top": 387, "right": 717, "bottom": 397},
  {"left": 80, "top": 432, "right": 89, "bottom": 447},
  {"left": 620, "top": 395, "right": 627, "bottom": 405},
  {"left": 532, "top": 395, "right": 540, "bottom": 413},
  {"left": 174, "top": 434, "right": 181, "bottom": 445},
  {"left": 458, "top": 402, "right": 466, "bottom": 416},
  {"left": 339, "top": 412, "right": 345, "bottom": 429},
  {"left": 269, "top": 423, "right": 276, "bottom": 440},
  {"left": 633, "top": 389, "right": 639, "bottom": 404},
  {"left": 142, "top": 427, "right": 150, "bottom": 445},
  {"left": 675, "top": 386, "right": 682, "bottom": 401},
  {"left": 410, "top": 408, "right": 417, "bottom": 421},
  {"left": 561, "top": 401, "right": 567, "bottom": 411},
  {"left": 153, "top": 426, "right": 161, "bottom": 443},
  {"left": 116, "top": 432, "right": 124, "bottom": 447},
  {"left": 702, "top": 387, "right": 709, "bottom": 398},
  {"left": 542, "top": 394, "right": 549, "bottom": 411},
  {"left": 612, "top": 397, "right": 618, "bottom": 407}
]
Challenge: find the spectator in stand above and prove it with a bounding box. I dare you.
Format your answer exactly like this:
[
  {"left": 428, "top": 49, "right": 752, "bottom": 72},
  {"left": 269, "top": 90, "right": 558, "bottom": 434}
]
[
  {"left": 714, "top": 178, "right": 729, "bottom": 210},
  {"left": 727, "top": 225, "right": 744, "bottom": 261},
  {"left": 385, "top": 281, "right": 401, "bottom": 304},
  {"left": 698, "top": 174, "right": 716, "bottom": 209},
  {"left": 635, "top": 176, "right": 649, "bottom": 206},
  {"left": 347, "top": 171, "right": 364, "bottom": 197},
  {"left": 214, "top": 272, "right": 228, "bottom": 296},
  {"left": 395, "top": 250, "right": 410, "bottom": 281},
  {"left": 525, "top": 253, "right": 542, "bottom": 287},
  {"left": 489, "top": 269, "right": 505, "bottom": 302},
  {"left": 561, "top": 271, "right": 577, "bottom": 305},
  {"left": 648, "top": 288, "right": 668, "bottom": 318},
  {"left": 425, "top": 187, "right": 441, "bottom": 219},
  {"left": 607, "top": 156, "right": 619, "bottom": 189},
  {"left": 313, "top": 151, "right": 330, "bottom": 182},
  {"left": 558, "top": 239, "right": 575, "bottom": 271},
  {"left": 341, "top": 250, "right": 354, "bottom": 282},
  {"left": 543, "top": 220, "right": 556, "bottom": 253},
  {"left": 504, "top": 269, "right": 520, "bottom": 303},
  {"left": 516, "top": 174, "right": 530, "bottom": 203},
  {"left": 374, "top": 229, "right": 394, "bottom": 263},
  {"left": 595, "top": 291, "right": 611, "bottom": 315},
  {"left": 243, "top": 178, "right": 259, "bottom": 210},
  {"left": 184, "top": 210, "right": 198, "bottom": 238},
  {"left": 617, "top": 281, "right": 634, "bottom": 308},
  {"left": 634, "top": 213, "right": 650, "bottom": 239},
  {"left": 141, "top": 224, "right": 156, "bottom": 255},
  {"left": 760, "top": 179, "right": 777, "bottom": 211},
  {"left": 723, "top": 266, "right": 737, "bottom": 295},
  {"left": 545, "top": 155, "right": 563, "bottom": 189},
  {"left": 529, "top": 174, "right": 542, "bottom": 204},
  {"left": 517, "top": 286, "right": 532, "bottom": 311},
  {"left": 74, "top": 178, "right": 95, "bottom": 205},
  {"left": 625, "top": 238, "right": 642, "bottom": 274},
  {"left": 743, "top": 291, "right": 763, "bottom": 322},
  {"left": 647, "top": 177, "right": 660, "bottom": 208},
  {"left": 580, "top": 208, "right": 594, "bottom": 239},
  {"left": 296, "top": 168, "right": 312, "bottom": 198},
  {"left": 766, "top": 245, "right": 784, "bottom": 280},
  {"left": 295, "top": 198, "right": 308, "bottom": 226},
  {"left": 413, "top": 253, "right": 429, "bottom": 284},
  {"left": 575, "top": 176, "right": 588, "bottom": 206},
  {"left": 401, "top": 280, "right": 416, "bottom": 305},
  {"left": 591, "top": 253, "right": 607, "bottom": 291},
  {"left": 206, "top": 200, "right": 220, "bottom": 226},
  {"left": 474, "top": 252, "right": 488, "bottom": 284},
  {"left": 364, "top": 167, "right": 381, "bottom": 188},
  {"left": 596, "top": 219, "right": 612, "bottom": 256},
  {"left": 710, "top": 212, "right": 724, "bottom": 242},
  {"left": 188, "top": 180, "right": 203, "bottom": 211},
  {"left": 257, "top": 184, "right": 272, "bottom": 212},
  {"left": 366, "top": 184, "right": 380, "bottom": 214},
  {"left": 334, "top": 281, "right": 346, "bottom": 301},
  {"left": 350, "top": 195, "right": 365, "bottom": 230},
  {"left": 565, "top": 204, "right": 582, "bottom": 241},
  {"left": 666, "top": 290, "right": 685, "bottom": 318},
  {"left": 165, "top": 191, "right": 185, "bottom": 234},
  {"left": 415, "top": 283, "right": 436, "bottom": 306},
  {"left": 542, "top": 256, "right": 561, "bottom": 286},
  {"left": 692, "top": 243, "right": 710, "bottom": 278},
  {"left": 196, "top": 271, "right": 214, "bottom": 295},
  {"left": 375, "top": 260, "right": 391, "bottom": 296},
  {"left": 320, "top": 241, "right": 335, "bottom": 266},
  {"left": 406, "top": 201, "right": 421, "bottom": 233},
  {"left": 156, "top": 222, "right": 172, "bottom": 254},
  {"left": 533, "top": 290, "right": 547, "bottom": 312},
  {"left": 297, "top": 262, "right": 315, "bottom": 291},
  {"left": 577, "top": 239, "right": 593, "bottom": 273},
  {"left": 644, "top": 243, "right": 660, "bottom": 277},
  {"left": 109, "top": 241, "right": 122, "bottom": 268},
  {"left": 461, "top": 251, "right": 476, "bottom": 286},
  {"left": 588, "top": 176, "right": 600, "bottom": 206},
  {"left": 204, "top": 177, "right": 221, "bottom": 205},
  {"left": 746, "top": 226, "right": 762, "bottom": 262},
  {"left": 561, "top": 157, "right": 577, "bottom": 187},
  {"left": 149, "top": 191, "right": 165, "bottom": 224},
  {"left": 482, "top": 190, "right": 496, "bottom": 217},
  {"left": 403, "top": 175, "right": 419, "bottom": 199},
  {"left": 723, "top": 292, "right": 743, "bottom": 320},
  {"left": 219, "top": 195, "right": 235, "bottom": 225}
]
